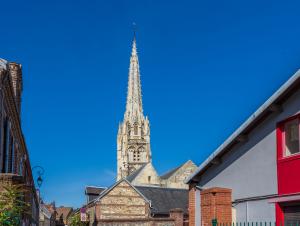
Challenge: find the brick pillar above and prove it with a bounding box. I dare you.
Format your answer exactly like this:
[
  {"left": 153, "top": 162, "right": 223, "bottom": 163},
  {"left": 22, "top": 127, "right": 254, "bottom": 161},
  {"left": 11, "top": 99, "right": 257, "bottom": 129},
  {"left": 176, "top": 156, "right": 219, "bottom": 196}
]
[
  {"left": 8, "top": 62, "right": 22, "bottom": 113},
  {"left": 201, "top": 187, "right": 232, "bottom": 226},
  {"left": 170, "top": 208, "right": 184, "bottom": 226},
  {"left": 189, "top": 184, "right": 196, "bottom": 226}
]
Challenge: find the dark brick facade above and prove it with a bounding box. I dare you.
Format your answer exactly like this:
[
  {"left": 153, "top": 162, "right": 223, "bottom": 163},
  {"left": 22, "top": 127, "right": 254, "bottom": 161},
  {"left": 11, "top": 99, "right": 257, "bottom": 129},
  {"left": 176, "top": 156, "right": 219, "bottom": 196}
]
[{"left": 0, "top": 60, "right": 39, "bottom": 225}]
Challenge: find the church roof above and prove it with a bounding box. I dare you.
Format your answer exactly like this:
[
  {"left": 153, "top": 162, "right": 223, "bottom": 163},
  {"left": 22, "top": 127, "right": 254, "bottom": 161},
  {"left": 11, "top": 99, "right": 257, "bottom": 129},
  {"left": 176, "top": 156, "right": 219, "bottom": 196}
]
[
  {"left": 160, "top": 160, "right": 195, "bottom": 180},
  {"left": 160, "top": 165, "right": 182, "bottom": 179},
  {"left": 135, "top": 186, "right": 189, "bottom": 215},
  {"left": 126, "top": 163, "right": 148, "bottom": 182}
]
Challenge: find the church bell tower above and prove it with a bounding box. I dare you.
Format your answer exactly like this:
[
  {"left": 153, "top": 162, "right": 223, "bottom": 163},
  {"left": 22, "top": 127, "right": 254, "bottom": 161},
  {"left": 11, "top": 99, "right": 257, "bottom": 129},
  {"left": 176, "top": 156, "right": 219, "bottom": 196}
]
[{"left": 117, "top": 36, "right": 151, "bottom": 181}]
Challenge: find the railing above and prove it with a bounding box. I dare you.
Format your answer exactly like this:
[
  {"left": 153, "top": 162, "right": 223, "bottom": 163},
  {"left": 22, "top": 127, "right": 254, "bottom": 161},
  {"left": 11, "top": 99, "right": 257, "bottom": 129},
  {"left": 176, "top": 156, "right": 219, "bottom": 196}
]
[{"left": 212, "top": 221, "right": 300, "bottom": 226}]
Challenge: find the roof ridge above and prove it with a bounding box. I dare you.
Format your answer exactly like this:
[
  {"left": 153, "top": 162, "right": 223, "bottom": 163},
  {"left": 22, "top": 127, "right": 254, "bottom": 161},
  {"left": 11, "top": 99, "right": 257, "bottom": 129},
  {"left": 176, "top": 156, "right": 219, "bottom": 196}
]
[
  {"left": 136, "top": 185, "right": 188, "bottom": 191},
  {"left": 126, "top": 163, "right": 148, "bottom": 182},
  {"left": 85, "top": 185, "right": 107, "bottom": 188},
  {"left": 160, "top": 162, "right": 186, "bottom": 179}
]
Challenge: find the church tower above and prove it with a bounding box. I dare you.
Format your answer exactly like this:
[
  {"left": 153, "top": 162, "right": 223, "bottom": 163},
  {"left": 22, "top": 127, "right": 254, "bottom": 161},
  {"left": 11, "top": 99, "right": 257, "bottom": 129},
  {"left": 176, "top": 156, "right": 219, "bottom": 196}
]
[{"left": 117, "top": 36, "right": 151, "bottom": 181}]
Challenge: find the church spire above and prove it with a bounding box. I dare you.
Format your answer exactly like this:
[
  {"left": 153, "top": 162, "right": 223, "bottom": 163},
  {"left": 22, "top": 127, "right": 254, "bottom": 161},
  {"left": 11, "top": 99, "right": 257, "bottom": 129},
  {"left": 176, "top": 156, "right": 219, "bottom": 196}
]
[
  {"left": 124, "top": 35, "right": 143, "bottom": 122},
  {"left": 117, "top": 34, "right": 151, "bottom": 181}
]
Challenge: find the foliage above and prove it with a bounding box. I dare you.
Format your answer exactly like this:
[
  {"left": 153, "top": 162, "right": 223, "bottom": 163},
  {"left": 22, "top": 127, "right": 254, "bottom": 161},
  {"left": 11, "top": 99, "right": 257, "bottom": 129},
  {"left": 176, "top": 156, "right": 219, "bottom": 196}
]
[
  {"left": 0, "top": 184, "right": 30, "bottom": 226},
  {"left": 69, "top": 213, "right": 88, "bottom": 226}
]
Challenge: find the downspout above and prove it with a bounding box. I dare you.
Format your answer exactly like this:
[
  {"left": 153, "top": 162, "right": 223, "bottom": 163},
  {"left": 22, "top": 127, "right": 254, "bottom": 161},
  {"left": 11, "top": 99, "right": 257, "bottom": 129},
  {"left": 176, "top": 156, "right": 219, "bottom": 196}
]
[{"left": 246, "top": 201, "right": 249, "bottom": 223}]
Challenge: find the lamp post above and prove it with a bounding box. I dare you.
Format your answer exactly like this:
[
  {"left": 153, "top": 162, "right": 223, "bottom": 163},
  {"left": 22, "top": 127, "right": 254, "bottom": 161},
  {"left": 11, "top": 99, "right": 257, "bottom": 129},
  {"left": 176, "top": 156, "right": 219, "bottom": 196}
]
[
  {"left": 32, "top": 166, "right": 45, "bottom": 188},
  {"left": 32, "top": 165, "right": 45, "bottom": 208}
]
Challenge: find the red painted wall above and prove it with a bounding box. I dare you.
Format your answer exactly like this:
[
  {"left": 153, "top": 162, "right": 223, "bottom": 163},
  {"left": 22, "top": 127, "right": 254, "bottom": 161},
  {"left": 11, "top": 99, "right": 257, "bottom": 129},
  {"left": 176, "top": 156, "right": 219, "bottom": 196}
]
[
  {"left": 277, "top": 113, "right": 300, "bottom": 195},
  {"left": 276, "top": 113, "right": 300, "bottom": 222}
]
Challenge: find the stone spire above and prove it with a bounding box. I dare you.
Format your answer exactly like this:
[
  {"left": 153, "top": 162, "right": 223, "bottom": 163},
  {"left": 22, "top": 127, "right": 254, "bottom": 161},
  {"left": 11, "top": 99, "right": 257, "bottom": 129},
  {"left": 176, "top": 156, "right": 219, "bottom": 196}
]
[
  {"left": 124, "top": 36, "right": 143, "bottom": 122},
  {"left": 117, "top": 35, "right": 151, "bottom": 181}
]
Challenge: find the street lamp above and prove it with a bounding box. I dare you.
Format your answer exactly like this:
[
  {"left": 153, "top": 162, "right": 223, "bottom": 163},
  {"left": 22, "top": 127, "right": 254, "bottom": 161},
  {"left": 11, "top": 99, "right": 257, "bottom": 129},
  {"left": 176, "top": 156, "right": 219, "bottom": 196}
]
[
  {"left": 32, "top": 166, "right": 45, "bottom": 188},
  {"left": 37, "top": 175, "right": 43, "bottom": 188}
]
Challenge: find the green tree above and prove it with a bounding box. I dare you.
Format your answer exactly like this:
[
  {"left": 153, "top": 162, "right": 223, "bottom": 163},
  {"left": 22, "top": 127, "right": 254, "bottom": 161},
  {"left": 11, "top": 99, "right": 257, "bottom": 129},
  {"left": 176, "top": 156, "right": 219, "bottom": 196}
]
[
  {"left": 0, "top": 184, "right": 30, "bottom": 226},
  {"left": 69, "top": 213, "right": 88, "bottom": 226}
]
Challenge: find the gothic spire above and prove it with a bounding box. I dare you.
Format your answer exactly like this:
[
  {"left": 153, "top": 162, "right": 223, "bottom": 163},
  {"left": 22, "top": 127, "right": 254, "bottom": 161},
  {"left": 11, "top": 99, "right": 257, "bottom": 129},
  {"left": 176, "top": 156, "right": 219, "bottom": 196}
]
[{"left": 124, "top": 35, "right": 144, "bottom": 122}]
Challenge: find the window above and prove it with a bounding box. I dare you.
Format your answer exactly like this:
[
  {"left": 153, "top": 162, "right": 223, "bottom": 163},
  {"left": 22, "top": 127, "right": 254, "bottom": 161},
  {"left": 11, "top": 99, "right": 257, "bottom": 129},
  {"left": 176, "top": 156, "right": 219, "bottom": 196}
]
[
  {"left": 19, "top": 156, "right": 23, "bottom": 176},
  {"left": 148, "top": 176, "right": 151, "bottom": 183},
  {"left": 9, "top": 141, "right": 15, "bottom": 173},
  {"left": 128, "top": 147, "right": 135, "bottom": 162},
  {"left": 2, "top": 119, "right": 10, "bottom": 173},
  {"left": 134, "top": 123, "right": 138, "bottom": 135},
  {"left": 131, "top": 150, "right": 140, "bottom": 162},
  {"left": 282, "top": 117, "right": 300, "bottom": 157}
]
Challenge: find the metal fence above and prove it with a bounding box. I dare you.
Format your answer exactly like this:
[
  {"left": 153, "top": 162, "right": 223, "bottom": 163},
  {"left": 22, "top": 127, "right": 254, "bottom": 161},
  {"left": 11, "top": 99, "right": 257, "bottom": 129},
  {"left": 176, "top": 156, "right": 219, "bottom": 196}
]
[{"left": 212, "top": 222, "right": 300, "bottom": 226}]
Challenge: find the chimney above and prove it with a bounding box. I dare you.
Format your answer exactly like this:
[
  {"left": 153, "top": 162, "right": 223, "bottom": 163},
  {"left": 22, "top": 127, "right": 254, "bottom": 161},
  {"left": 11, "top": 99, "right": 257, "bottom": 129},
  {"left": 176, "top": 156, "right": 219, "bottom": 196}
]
[
  {"left": 8, "top": 62, "right": 23, "bottom": 113},
  {"left": 170, "top": 208, "right": 184, "bottom": 226}
]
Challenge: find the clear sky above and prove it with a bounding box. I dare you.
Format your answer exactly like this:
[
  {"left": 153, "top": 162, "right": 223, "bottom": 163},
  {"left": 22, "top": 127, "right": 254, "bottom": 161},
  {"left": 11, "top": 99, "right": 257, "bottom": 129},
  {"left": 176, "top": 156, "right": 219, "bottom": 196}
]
[{"left": 2, "top": 0, "right": 300, "bottom": 207}]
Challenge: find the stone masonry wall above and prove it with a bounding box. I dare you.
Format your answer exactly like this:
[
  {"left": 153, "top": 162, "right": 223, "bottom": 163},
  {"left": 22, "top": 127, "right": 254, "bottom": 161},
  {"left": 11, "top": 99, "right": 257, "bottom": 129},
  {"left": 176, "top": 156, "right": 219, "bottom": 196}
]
[
  {"left": 162, "top": 161, "right": 197, "bottom": 189},
  {"left": 96, "top": 218, "right": 175, "bottom": 226},
  {"left": 170, "top": 208, "right": 184, "bottom": 226},
  {"left": 97, "top": 181, "right": 149, "bottom": 220}
]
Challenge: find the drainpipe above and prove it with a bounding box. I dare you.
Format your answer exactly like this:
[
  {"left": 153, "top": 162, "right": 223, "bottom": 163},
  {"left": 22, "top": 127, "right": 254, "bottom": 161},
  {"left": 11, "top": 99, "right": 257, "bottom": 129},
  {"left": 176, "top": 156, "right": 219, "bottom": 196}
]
[{"left": 246, "top": 201, "right": 249, "bottom": 223}]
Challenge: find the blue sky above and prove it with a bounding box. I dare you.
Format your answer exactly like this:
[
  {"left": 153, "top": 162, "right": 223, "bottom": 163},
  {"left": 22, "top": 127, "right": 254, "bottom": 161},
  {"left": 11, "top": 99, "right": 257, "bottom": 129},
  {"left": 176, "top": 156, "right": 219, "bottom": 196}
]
[{"left": 2, "top": 0, "right": 300, "bottom": 207}]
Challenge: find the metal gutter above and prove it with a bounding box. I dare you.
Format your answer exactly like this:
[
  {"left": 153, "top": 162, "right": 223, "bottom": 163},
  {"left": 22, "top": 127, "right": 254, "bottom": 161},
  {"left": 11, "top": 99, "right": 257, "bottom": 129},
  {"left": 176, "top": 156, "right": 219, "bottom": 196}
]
[{"left": 186, "top": 69, "right": 300, "bottom": 184}]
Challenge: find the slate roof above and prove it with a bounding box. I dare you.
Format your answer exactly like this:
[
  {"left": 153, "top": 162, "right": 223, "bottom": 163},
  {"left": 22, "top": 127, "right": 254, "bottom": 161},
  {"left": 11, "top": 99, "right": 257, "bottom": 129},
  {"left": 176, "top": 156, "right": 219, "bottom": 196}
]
[
  {"left": 126, "top": 163, "right": 148, "bottom": 182},
  {"left": 160, "top": 165, "right": 182, "bottom": 179},
  {"left": 136, "top": 186, "right": 189, "bottom": 215},
  {"left": 85, "top": 186, "right": 107, "bottom": 195}
]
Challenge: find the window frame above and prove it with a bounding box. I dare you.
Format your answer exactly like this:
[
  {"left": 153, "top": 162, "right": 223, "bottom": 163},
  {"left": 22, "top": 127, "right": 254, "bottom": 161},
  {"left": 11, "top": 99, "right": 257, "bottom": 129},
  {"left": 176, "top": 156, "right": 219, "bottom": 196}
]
[{"left": 277, "top": 113, "right": 300, "bottom": 160}]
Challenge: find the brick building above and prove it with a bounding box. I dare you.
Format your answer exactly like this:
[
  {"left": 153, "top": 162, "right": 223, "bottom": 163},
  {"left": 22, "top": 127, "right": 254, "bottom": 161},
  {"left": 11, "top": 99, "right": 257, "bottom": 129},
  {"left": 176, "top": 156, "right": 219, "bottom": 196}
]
[
  {"left": 82, "top": 179, "right": 188, "bottom": 226},
  {"left": 186, "top": 70, "right": 300, "bottom": 224},
  {"left": 0, "top": 58, "right": 39, "bottom": 225}
]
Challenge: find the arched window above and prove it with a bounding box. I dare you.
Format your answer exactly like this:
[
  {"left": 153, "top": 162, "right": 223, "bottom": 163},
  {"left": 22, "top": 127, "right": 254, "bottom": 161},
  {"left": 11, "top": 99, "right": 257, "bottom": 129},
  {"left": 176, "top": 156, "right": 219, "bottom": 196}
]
[
  {"left": 127, "top": 122, "right": 131, "bottom": 135},
  {"left": 138, "top": 147, "right": 145, "bottom": 161},
  {"left": 128, "top": 147, "right": 135, "bottom": 162}
]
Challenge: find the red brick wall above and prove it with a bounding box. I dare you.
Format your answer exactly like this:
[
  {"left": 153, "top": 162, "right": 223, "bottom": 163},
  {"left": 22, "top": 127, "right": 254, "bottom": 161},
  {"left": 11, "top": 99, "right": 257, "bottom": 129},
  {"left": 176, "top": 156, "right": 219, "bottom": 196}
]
[
  {"left": 201, "top": 187, "right": 232, "bottom": 226},
  {"left": 189, "top": 185, "right": 196, "bottom": 226},
  {"left": 170, "top": 208, "right": 184, "bottom": 226}
]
